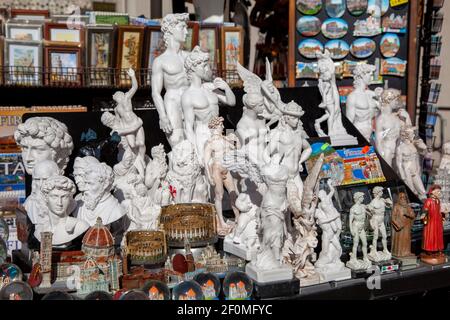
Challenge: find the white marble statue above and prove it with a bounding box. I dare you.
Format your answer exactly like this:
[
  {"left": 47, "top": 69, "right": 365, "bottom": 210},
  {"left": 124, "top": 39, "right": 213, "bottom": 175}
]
[
  {"left": 315, "top": 50, "right": 349, "bottom": 138},
  {"left": 151, "top": 13, "right": 190, "bottom": 147},
  {"left": 144, "top": 144, "right": 171, "bottom": 206},
  {"left": 101, "top": 68, "right": 146, "bottom": 177},
  {"left": 396, "top": 126, "right": 427, "bottom": 200},
  {"left": 73, "top": 156, "right": 126, "bottom": 226},
  {"left": 35, "top": 175, "right": 89, "bottom": 247},
  {"left": 15, "top": 117, "right": 74, "bottom": 175},
  {"left": 346, "top": 192, "right": 372, "bottom": 270},
  {"left": 230, "top": 193, "right": 259, "bottom": 248},
  {"left": 439, "top": 142, "right": 450, "bottom": 171},
  {"left": 375, "top": 88, "right": 403, "bottom": 166},
  {"left": 314, "top": 180, "right": 349, "bottom": 279},
  {"left": 166, "top": 140, "right": 208, "bottom": 203},
  {"left": 367, "top": 186, "right": 392, "bottom": 262},
  {"left": 346, "top": 63, "right": 378, "bottom": 141},
  {"left": 24, "top": 160, "right": 61, "bottom": 225},
  {"left": 182, "top": 46, "right": 236, "bottom": 161},
  {"left": 204, "top": 116, "right": 240, "bottom": 235}
]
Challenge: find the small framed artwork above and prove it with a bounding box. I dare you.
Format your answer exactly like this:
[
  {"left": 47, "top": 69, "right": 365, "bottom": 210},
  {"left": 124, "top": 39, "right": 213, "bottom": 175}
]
[
  {"left": 5, "top": 22, "right": 43, "bottom": 41},
  {"left": 5, "top": 39, "right": 43, "bottom": 86},
  {"left": 44, "top": 23, "right": 85, "bottom": 45},
  {"left": 182, "top": 21, "right": 199, "bottom": 52},
  {"left": 221, "top": 26, "right": 244, "bottom": 84},
  {"left": 142, "top": 26, "right": 164, "bottom": 85},
  {"left": 11, "top": 9, "right": 50, "bottom": 21},
  {"left": 116, "top": 25, "right": 145, "bottom": 86},
  {"left": 52, "top": 15, "right": 90, "bottom": 26},
  {"left": 199, "top": 24, "right": 221, "bottom": 72},
  {"left": 45, "top": 44, "right": 83, "bottom": 86},
  {"left": 86, "top": 25, "right": 115, "bottom": 86},
  {"left": 91, "top": 12, "right": 130, "bottom": 26}
]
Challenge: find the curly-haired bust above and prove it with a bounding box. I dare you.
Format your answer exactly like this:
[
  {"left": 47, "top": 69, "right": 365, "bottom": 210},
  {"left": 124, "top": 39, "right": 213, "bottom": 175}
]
[{"left": 14, "top": 117, "right": 74, "bottom": 175}]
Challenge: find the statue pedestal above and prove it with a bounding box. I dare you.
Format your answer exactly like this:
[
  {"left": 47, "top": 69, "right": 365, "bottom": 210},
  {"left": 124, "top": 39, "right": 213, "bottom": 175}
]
[
  {"left": 368, "top": 250, "right": 392, "bottom": 263},
  {"left": 246, "top": 263, "right": 293, "bottom": 283},
  {"left": 420, "top": 252, "right": 448, "bottom": 266},
  {"left": 223, "top": 237, "right": 256, "bottom": 261},
  {"left": 394, "top": 255, "right": 418, "bottom": 269},
  {"left": 330, "top": 134, "right": 358, "bottom": 147},
  {"left": 252, "top": 278, "right": 300, "bottom": 299},
  {"left": 372, "top": 258, "right": 401, "bottom": 274},
  {"left": 299, "top": 273, "right": 321, "bottom": 287},
  {"left": 317, "top": 267, "right": 352, "bottom": 283}
]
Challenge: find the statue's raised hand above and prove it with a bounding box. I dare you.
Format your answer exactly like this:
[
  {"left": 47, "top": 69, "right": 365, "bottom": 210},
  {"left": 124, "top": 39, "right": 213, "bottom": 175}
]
[
  {"left": 213, "top": 78, "right": 229, "bottom": 91},
  {"left": 159, "top": 117, "right": 173, "bottom": 134},
  {"left": 127, "top": 68, "right": 135, "bottom": 78}
]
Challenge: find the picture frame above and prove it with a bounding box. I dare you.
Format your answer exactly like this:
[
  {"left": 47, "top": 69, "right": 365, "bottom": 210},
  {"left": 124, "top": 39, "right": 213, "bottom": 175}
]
[
  {"left": 44, "top": 43, "right": 83, "bottom": 86},
  {"left": 5, "top": 39, "right": 43, "bottom": 86},
  {"left": 5, "top": 22, "right": 43, "bottom": 41},
  {"left": 52, "top": 15, "right": 90, "bottom": 26},
  {"left": 86, "top": 25, "right": 115, "bottom": 86},
  {"left": 221, "top": 26, "right": 244, "bottom": 84},
  {"left": 44, "top": 23, "right": 85, "bottom": 45},
  {"left": 182, "top": 21, "right": 199, "bottom": 52},
  {"left": 91, "top": 12, "right": 130, "bottom": 26},
  {"left": 116, "top": 25, "right": 145, "bottom": 86},
  {"left": 10, "top": 9, "right": 50, "bottom": 21},
  {"left": 199, "top": 24, "right": 221, "bottom": 72},
  {"left": 142, "top": 25, "right": 164, "bottom": 85}
]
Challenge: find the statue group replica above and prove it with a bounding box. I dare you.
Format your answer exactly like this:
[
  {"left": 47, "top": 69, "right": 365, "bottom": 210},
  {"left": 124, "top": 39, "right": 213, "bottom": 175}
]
[{"left": 11, "top": 13, "right": 449, "bottom": 299}]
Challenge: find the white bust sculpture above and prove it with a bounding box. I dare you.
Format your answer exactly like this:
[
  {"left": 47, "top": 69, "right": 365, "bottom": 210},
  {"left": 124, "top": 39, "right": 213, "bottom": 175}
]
[
  {"left": 346, "top": 63, "right": 378, "bottom": 141},
  {"left": 35, "top": 175, "right": 89, "bottom": 247},
  {"left": 375, "top": 88, "right": 403, "bottom": 166},
  {"left": 204, "top": 116, "right": 240, "bottom": 234},
  {"left": 315, "top": 50, "right": 348, "bottom": 138},
  {"left": 346, "top": 192, "right": 372, "bottom": 270},
  {"left": 24, "top": 160, "right": 61, "bottom": 225},
  {"left": 367, "top": 186, "right": 392, "bottom": 262},
  {"left": 182, "top": 46, "right": 236, "bottom": 161},
  {"left": 439, "top": 142, "right": 450, "bottom": 171},
  {"left": 15, "top": 117, "right": 74, "bottom": 175},
  {"left": 396, "top": 126, "right": 427, "bottom": 200},
  {"left": 73, "top": 156, "right": 126, "bottom": 226},
  {"left": 151, "top": 13, "right": 190, "bottom": 147},
  {"left": 314, "top": 180, "right": 348, "bottom": 277}
]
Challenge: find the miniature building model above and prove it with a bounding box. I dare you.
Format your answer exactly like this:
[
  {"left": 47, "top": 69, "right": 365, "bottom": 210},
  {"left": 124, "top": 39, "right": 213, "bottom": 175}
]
[{"left": 124, "top": 230, "right": 168, "bottom": 266}]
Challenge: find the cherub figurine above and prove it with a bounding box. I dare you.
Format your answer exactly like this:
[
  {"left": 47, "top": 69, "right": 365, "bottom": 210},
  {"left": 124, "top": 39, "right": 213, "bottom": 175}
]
[
  {"left": 346, "top": 192, "right": 372, "bottom": 270},
  {"left": 204, "top": 116, "right": 240, "bottom": 235},
  {"left": 367, "top": 186, "right": 392, "bottom": 262},
  {"left": 230, "top": 193, "right": 259, "bottom": 251}
]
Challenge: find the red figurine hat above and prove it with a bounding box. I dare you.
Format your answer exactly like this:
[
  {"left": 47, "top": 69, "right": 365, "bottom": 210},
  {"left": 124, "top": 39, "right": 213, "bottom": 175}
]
[{"left": 428, "top": 184, "right": 442, "bottom": 196}]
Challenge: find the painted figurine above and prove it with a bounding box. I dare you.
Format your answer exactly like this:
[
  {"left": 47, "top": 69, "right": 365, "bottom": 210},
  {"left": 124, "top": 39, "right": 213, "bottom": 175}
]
[
  {"left": 151, "top": 13, "right": 190, "bottom": 147},
  {"left": 15, "top": 117, "right": 74, "bottom": 175},
  {"left": 391, "top": 192, "right": 416, "bottom": 258},
  {"left": 420, "top": 185, "right": 447, "bottom": 265},
  {"left": 346, "top": 192, "right": 372, "bottom": 270},
  {"left": 367, "top": 186, "right": 392, "bottom": 262}
]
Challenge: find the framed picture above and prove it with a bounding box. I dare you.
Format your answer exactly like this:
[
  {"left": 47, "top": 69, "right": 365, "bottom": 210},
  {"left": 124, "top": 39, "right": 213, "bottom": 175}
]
[
  {"left": 221, "top": 26, "right": 244, "bottom": 84},
  {"left": 5, "top": 39, "right": 43, "bottom": 85},
  {"left": 44, "top": 23, "right": 85, "bottom": 45},
  {"left": 182, "top": 21, "right": 199, "bottom": 52},
  {"left": 11, "top": 9, "right": 50, "bottom": 21},
  {"left": 86, "top": 25, "right": 115, "bottom": 86},
  {"left": 116, "top": 25, "right": 144, "bottom": 86},
  {"left": 199, "top": 24, "right": 220, "bottom": 72},
  {"left": 91, "top": 12, "right": 130, "bottom": 26},
  {"left": 142, "top": 26, "right": 164, "bottom": 85},
  {"left": 5, "top": 22, "right": 43, "bottom": 41},
  {"left": 52, "top": 15, "right": 90, "bottom": 26},
  {"left": 44, "top": 44, "right": 83, "bottom": 86}
]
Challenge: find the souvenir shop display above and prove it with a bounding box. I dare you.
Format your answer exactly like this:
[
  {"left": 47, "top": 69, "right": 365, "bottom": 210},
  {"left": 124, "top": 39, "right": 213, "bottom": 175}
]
[
  {"left": 223, "top": 271, "right": 253, "bottom": 300},
  {"left": 193, "top": 272, "right": 221, "bottom": 300},
  {"left": 142, "top": 280, "right": 170, "bottom": 300}
]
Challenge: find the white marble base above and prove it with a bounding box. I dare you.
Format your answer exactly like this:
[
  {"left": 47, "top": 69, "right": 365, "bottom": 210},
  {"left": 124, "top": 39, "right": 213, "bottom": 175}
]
[
  {"left": 330, "top": 134, "right": 358, "bottom": 147},
  {"left": 318, "top": 267, "right": 352, "bottom": 283},
  {"left": 346, "top": 258, "right": 372, "bottom": 271},
  {"left": 368, "top": 250, "right": 392, "bottom": 262},
  {"left": 223, "top": 237, "right": 256, "bottom": 261},
  {"left": 245, "top": 263, "right": 293, "bottom": 283},
  {"left": 298, "top": 273, "right": 321, "bottom": 287}
]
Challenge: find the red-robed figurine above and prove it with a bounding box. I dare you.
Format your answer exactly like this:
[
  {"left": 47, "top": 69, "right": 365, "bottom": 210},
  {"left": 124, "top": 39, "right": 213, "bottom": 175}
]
[{"left": 420, "top": 185, "right": 448, "bottom": 265}]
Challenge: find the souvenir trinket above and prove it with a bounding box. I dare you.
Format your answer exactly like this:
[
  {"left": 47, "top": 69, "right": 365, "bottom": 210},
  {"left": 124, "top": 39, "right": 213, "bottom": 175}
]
[
  {"left": 298, "top": 39, "right": 324, "bottom": 59},
  {"left": 173, "top": 280, "right": 204, "bottom": 300},
  {"left": 119, "top": 289, "right": 150, "bottom": 300},
  {"left": 353, "top": 16, "right": 381, "bottom": 37},
  {"left": 0, "top": 218, "right": 8, "bottom": 241},
  {"left": 297, "top": 16, "right": 321, "bottom": 37},
  {"left": 0, "top": 281, "right": 33, "bottom": 300},
  {"left": 381, "top": 57, "right": 407, "bottom": 77},
  {"left": 297, "top": 0, "right": 323, "bottom": 15},
  {"left": 0, "top": 264, "right": 22, "bottom": 290},
  {"left": 382, "top": 13, "right": 408, "bottom": 33},
  {"left": 193, "top": 272, "right": 221, "bottom": 300},
  {"left": 325, "top": 0, "right": 346, "bottom": 18},
  {"left": 84, "top": 291, "right": 113, "bottom": 300},
  {"left": 368, "top": 0, "right": 389, "bottom": 16},
  {"left": 223, "top": 271, "right": 253, "bottom": 300},
  {"left": 321, "top": 18, "right": 348, "bottom": 39},
  {"left": 380, "top": 33, "right": 400, "bottom": 58},
  {"left": 142, "top": 280, "right": 170, "bottom": 300},
  {"left": 296, "top": 62, "right": 319, "bottom": 79},
  {"left": 325, "top": 40, "right": 350, "bottom": 60},
  {"left": 350, "top": 38, "right": 376, "bottom": 59},
  {"left": 347, "top": 0, "right": 368, "bottom": 16}
]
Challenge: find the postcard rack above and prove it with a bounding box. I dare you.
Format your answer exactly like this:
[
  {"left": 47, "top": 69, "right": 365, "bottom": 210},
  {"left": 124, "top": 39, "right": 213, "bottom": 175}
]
[{"left": 418, "top": 0, "right": 445, "bottom": 188}]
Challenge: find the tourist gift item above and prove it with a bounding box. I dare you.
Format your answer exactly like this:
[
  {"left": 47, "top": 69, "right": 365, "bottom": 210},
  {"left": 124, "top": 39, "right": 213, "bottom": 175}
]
[
  {"left": 223, "top": 271, "right": 253, "bottom": 300},
  {"left": 172, "top": 280, "right": 204, "bottom": 300},
  {"left": 142, "top": 280, "right": 170, "bottom": 300},
  {"left": 325, "top": 0, "right": 346, "bottom": 18},
  {"left": 297, "top": 0, "right": 323, "bottom": 15},
  {"left": 0, "top": 264, "right": 23, "bottom": 290},
  {"left": 381, "top": 58, "right": 407, "bottom": 77},
  {"left": 325, "top": 40, "right": 350, "bottom": 60},
  {"left": 193, "top": 272, "right": 221, "bottom": 300},
  {"left": 321, "top": 18, "right": 348, "bottom": 39},
  {"left": 350, "top": 38, "right": 376, "bottom": 59},
  {"left": 347, "top": 0, "right": 368, "bottom": 16},
  {"left": 380, "top": 33, "right": 401, "bottom": 58},
  {"left": 297, "top": 16, "right": 321, "bottom": 37},
  {"left": 0, "top": 281, "right": 33, "bottom": 300},
  {"left": 298, "top": 39, "right": 324, "bottom": 59}
]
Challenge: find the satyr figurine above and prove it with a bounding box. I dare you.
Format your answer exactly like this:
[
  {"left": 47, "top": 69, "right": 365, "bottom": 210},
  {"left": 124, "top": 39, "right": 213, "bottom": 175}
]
[
  {"left": 346, "top": 192, "right": 372, "bottom": 270},
  {"left": 314, "top": 179, "right": 349, "bottom": 279},
  {"left": 24, "top": 160, "right": 61, "bottom": 225},
  {"left": 151, "top": 13, "right": 190, "bottom": 147},
  {"left": 73, "top": 156, "right": 126, "bottom": 226},
  {"left": 396, "top": 126, "right": 427, "bottom": 200},
  {"left": 367, "top": 186, "right": 392, "bottom": 262},
  {"left": 346, "top": 63, "right": 378, "bottom": 141},
  {"left": 15, "top": 117, "right": 74, "bottom": 175},
  {"left": 391, "top": 192, "right": 416, "bottom": 260},
  {"left": 182, "top": 46, "right": 236, "bottom": 161},
  {"left": 420, "top": 185, "right": 447, "bottom": 265},
  {"left": 204, "top": 116, "right": 240, "bottom": 234},
  {"left": 375, "top": 88, "right": 403, "bottom": 166},
  {"left": 35, "top": 175, "right": 89, "bottom": 247}
]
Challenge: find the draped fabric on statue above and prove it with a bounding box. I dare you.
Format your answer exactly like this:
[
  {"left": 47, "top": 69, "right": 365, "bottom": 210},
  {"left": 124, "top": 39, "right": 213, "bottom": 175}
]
[{"left": 422, "top": 198, "right": 445, "bottom": 252}]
